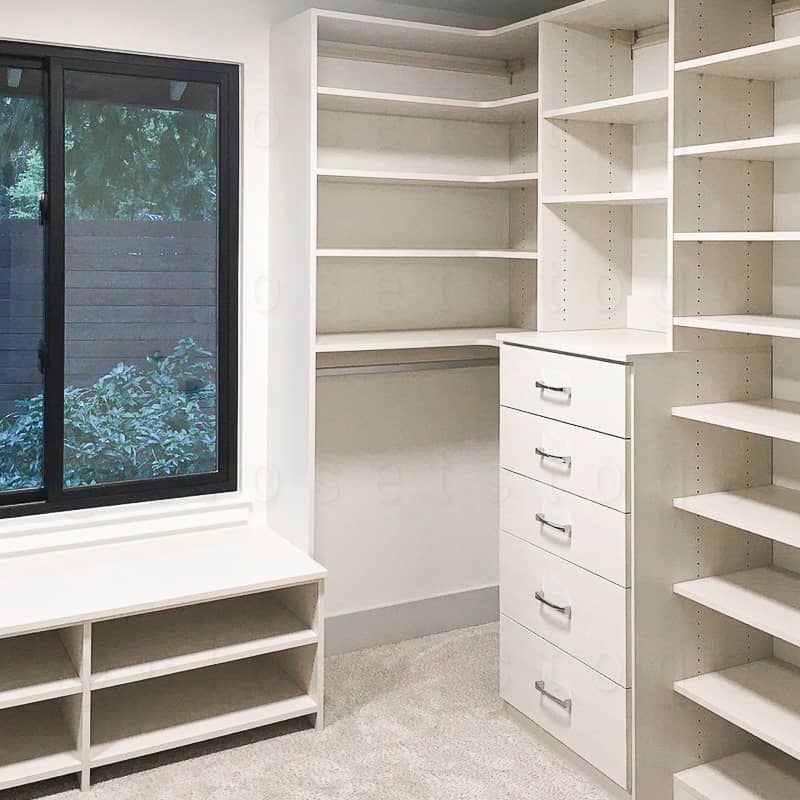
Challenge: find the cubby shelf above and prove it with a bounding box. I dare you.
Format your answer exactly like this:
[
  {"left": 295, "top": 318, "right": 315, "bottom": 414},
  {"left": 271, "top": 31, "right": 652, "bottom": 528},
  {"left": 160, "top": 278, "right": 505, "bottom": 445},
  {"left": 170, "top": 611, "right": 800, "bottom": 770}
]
[
  {"left": 675, "top": 752, "right": 800, "bottom": 800},
  {"left": 316, "top": 248, "right": 538, "bottom": 260},
  {"left": 674, "top": 659, "right": 800, "bottom": 761},
  {"left": 675, "top": 135, "right": 800, "bottom": 161},
  {"left": 675, "top": 231, "right": 800, "bottom": 242},
  {"left": 316, "top": 327, "right": 523, "bottom": 352},
  {"left": 675, "top": 34, "right": 800, "bottom": 81},
  {"left": 317, "top": 87, "right": 540, "bottom": 123},
  {"left": 91, "top": 594, "right": 317, "bottom": 690},
  {"left": 542, "top": 191, "right": 668, "bottom": 206},
  {"left": 674, "top": 485, "right": 800, "bottom": 550},
  {"left": 0, "top": 631, "right": 82, "bottom": 710},
  {"left": 674, "top": 566, "right": 800, "bottom": 648},
  {"left": 543, "top": 0, "right": 668, "bottom": 28},
  {"left": 672, "top": 399, "right": 800, "bottom": 444},
  {"left": 317, "top": 168, "right": 539, "bottom": 189},
  {"left": 0, "top": 703, "right": 82, "bottom": 792},
  {"left": 543, "top": 90, "right": 668, "bottom": 124},
  {"left": 674, "top": 314, "right": 800, "bottom": 339},
  {"left": 90, "top": 657, "right": 317, "bottom": 768}
]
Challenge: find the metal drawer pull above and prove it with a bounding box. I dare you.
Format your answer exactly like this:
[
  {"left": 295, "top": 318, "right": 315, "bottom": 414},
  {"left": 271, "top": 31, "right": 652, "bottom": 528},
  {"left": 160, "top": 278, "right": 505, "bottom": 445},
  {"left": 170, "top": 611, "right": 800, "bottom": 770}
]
[
  {"left": 535, "top": 680, "right": 572, "bottom": 712},
  {"left": 535, "top": 380, "right": 572, "bottom": 398},
  {"left": 535, "top": 590, "right": 572, "bottom": 619},
  {"left": 535, "top": 513, "right": 572, "bottom": 538},
  {"left": 535, "top": 447, "right": 572, "bottom": 468}
]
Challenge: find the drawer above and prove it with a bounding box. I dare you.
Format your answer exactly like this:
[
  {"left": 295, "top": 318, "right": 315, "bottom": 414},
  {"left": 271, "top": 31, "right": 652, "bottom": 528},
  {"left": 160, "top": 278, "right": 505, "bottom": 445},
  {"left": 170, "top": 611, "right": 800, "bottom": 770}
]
[
  {"left": 500, "top": 532, "right": 629, "bottom": 687},
  {"left": 500, "top": 615, "right": 629, "bottom": 789},
  {"left": 500, "top": 407, "right": 630, "bottom": 512},
  {"left": 500, "top": 345, "right": 629, "bottom": 437},
  {"left": 500, "top": 470, "right": 629, "bottom": 587}
]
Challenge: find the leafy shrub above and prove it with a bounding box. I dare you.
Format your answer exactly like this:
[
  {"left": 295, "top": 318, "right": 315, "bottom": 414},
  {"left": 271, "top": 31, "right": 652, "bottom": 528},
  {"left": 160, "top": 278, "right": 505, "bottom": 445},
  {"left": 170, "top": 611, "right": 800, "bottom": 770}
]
[{"left": 0, "top": 339, "right": 217, "bottom": 491}]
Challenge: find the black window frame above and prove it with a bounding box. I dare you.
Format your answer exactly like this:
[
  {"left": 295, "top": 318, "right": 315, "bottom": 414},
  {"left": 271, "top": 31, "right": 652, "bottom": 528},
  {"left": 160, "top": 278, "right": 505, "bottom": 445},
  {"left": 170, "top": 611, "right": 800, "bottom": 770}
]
[{"left": 0, "top": 42, "right": 239, "bottom": 518}]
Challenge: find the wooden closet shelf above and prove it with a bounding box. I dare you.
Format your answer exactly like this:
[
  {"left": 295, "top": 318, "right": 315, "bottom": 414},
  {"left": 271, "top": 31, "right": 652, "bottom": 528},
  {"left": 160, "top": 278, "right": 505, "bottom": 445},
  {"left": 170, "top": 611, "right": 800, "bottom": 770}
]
[
  {"left": 0, "top": 631, "right": 82, "bottom": 710},
  {"left": 674, "top": 566, "right": 800, "bottom": 648},
  {"left": 675, "top": 135, "right": 800, "bottom": 161},
  {"left": 90, "top": 658, "right": 317, "bottom": 768},
  {"left": 317, "top": 169, "right": 539, "bottom": 189},
  {"left": 0, "top": 703, "right": 82, "bottom": 792},
  {"left": 316, "top": 248, "right": 538, "bottom": 260},
  {"left": 672, "top": 398, "right": 800, "bottom": 444},
  {"left": 542, "top": 191, "right": 668, "bottom": 206},
  {"left": 318, "top": 87, "right": 539, "bottom": 123},
  {"left": 675, "top": 751, "right": 800, "bottom": 800},
  {"left": 316, "top": 327, "right": 523, "bottom": 352},
  {"left": 91, "top": 593, "right": 317, "bottom": 690},
  {"left": 674, "top": 485, "right": 800, "bottom": 549},
  {"left": 675, "top": 34, "right": 800, "bottom": 82},
  {"left": 674, "top": 659, "right": 800, "bottom": 761},
  {"left": 543, "top": 90, "right": 668, "bottom": 124},
  {"left": 675, "top": 231, "right": 800, "bottom": 242},
  {"left": 674, "top": 314, "right": 800, "bottom": 339}
]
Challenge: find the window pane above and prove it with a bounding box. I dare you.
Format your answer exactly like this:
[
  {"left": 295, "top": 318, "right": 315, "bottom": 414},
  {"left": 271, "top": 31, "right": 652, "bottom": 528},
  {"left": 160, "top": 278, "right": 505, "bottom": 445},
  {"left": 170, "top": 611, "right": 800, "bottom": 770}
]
[
  {"left": 0, "top": 64, "right": 45, "bottom": 493},
  {"left": 63, "top": 70, "right": 219, "bottom": 488}
]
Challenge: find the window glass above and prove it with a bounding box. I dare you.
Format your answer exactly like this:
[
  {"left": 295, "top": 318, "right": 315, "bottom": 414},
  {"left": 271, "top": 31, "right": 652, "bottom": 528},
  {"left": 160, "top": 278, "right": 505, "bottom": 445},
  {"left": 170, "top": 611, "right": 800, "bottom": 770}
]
[
  {"left": 0, "top": 64, "right": 45, "bottom": 493},
  {"left": 63, "top": 70, "right": 219, "bottom": 488}
]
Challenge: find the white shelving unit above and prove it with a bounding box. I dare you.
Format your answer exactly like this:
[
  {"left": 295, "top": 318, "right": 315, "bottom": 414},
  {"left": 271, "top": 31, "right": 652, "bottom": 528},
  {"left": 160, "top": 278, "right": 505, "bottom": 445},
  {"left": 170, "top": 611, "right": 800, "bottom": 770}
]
[
  {"left": 315, "top": 248, "right": 538, "bottom": 259},
  {"left": 674, "top": 315, "right": 800, "bottom": 339},
  {"left": 0, "top": 525, "right": 326, "bottom": 793},
  {"left": 542, "top": 90, "right": 668, "bottom": 124},
  {"left": 317, "top": 168, "right": 539, "bottom": 188},
  {"left": 672, "top": 399, "right": 800, "bottom": 444}
]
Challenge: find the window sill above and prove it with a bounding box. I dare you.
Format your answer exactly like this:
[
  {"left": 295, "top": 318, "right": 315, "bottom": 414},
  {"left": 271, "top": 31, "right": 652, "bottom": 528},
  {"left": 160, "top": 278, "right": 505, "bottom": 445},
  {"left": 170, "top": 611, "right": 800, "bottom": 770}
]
[{"left": 0, "top": 491, "right": 252, "bottom": 558}]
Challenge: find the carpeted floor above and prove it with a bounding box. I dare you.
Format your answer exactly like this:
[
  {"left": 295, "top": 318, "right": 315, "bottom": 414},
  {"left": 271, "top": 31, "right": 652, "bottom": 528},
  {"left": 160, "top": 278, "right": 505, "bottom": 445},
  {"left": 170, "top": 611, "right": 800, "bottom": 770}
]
[{"left": 6, "top": 623, "right": 615, "bottom": 800}]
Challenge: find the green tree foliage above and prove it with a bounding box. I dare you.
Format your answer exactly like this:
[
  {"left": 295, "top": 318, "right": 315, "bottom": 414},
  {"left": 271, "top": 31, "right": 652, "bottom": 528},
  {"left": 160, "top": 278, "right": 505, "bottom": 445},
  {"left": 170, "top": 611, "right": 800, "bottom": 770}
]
[
  {"left": 0, "top": 340, "right": 217, "bottom": 490},
  {"left": 8, "top": 148, "right": 44, "bottom": 218}
]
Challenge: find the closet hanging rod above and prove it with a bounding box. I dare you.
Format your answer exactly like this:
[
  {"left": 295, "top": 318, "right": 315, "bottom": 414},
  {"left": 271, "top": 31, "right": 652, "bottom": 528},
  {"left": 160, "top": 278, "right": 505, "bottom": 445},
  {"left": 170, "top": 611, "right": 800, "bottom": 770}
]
[{"left": 316, "top": 357, "right": 499, "bottom": 377}]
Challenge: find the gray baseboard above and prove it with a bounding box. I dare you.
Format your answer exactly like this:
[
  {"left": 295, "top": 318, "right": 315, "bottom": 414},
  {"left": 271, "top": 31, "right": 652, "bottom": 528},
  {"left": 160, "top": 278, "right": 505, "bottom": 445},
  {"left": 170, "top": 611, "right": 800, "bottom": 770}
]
[{"left": 325, "top": 584, "right": 500, "bottom": 656}]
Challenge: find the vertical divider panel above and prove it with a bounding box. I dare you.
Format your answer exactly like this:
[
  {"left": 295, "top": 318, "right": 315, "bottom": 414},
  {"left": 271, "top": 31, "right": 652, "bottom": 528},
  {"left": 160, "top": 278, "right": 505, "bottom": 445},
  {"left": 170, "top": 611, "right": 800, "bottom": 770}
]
[
  {"left": 632, "top": 349, "right": 775, "bottom": 800},
  {"left": 57, "top": 623, "right": 91, "bottom": 791}
]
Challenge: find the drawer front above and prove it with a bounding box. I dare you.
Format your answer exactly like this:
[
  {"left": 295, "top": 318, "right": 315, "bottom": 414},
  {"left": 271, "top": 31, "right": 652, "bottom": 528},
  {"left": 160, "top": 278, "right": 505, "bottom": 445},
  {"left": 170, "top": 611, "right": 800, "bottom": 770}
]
[
  {"left": 501, "top": 532, "right": 629, "bottom": 687},
  {"left": 500, "top": 470, "right": 629, "bottom": 587},
  {"left": 500, "top": 345, "right": 629, "bottom": 437},
  {"left": 500, "top": 407, "right": 630, "bottom": 512},
  {"left": 501, "top": 615, "right": 629, "bottom": 789}
]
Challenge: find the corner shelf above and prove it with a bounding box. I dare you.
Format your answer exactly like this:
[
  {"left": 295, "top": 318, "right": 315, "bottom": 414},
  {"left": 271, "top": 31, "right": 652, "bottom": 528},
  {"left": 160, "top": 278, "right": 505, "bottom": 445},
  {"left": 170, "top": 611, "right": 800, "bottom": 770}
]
[
  {"left": 674, "top": 485, "right": 800, "bottom": 550},
  {"left": 317, "top": 168, "right": 539, "bottom": 189},
  {"left": 316, "top": 327, "right": 523, "bottom": 353},
  {"left": 674, "top": 566, "right": 800, "bottom": 647},
  {"left": 0, "top": 703, "right": 82, "bottom": 792},
  {"left": 675, "top": 34, "right": 800, "bottom": 81},
  {"left": 675, "top": 231, "right": 800, "bottom": 242},
  {"left": 672, "top": 398, "right": 800, "bottom": 444},
  {"left": 542, "top": 191, "right": 668, "bottom": 206},
  {"left": 675, "top": 135, "right": 800, "bottom": 161},
  {"left": 674, "top": 659, "right": 800, "bottom": 761},
  {"left": 0, "top": 631, "right": 82, "bottom": 710},
  {"left": 91, "top": 594, "right": 317, "bottom": 690},
  {"left": 543, "top": 90, "right": 668, "bottom": 124},
  {"left": 90, "top": 656, "right": 317, "bottom": 768},
  {"left": 317, "top": 87, "right": 540, "bottom": 123},
  {"left": 316, "top": 248, "right": 538, "bottom": 260},
  {"left": 675, "top": 751, "right": 800, "bottom": 800},
  {"left": 674, "top": 314, "right": 800, "bottom": 339}
]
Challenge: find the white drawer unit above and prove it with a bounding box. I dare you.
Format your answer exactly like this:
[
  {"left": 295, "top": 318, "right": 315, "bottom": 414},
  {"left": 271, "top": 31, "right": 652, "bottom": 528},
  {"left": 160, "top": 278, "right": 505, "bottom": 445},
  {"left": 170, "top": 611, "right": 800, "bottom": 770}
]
[
  {"left": 500, "top": 406, "right": 631, "bottom": 512},
  {"left": 500, "top": 469, "right": 630, "bottom": 587},
  {"left": 500, "top": 345, "right": 630, "bottom": 437},
  {"left": 500, "top": 532, "right": 629, "bottom": 687},
  {"left": 500, "top": 615, "right": 630, "bottom": 790}
]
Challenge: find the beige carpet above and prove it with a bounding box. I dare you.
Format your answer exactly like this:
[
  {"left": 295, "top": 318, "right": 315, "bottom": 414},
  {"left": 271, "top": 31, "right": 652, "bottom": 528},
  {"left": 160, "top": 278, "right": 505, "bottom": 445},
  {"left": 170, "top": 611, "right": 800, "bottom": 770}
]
[{"left": 7, "top": 623, "right": 615, "bottom": 800}]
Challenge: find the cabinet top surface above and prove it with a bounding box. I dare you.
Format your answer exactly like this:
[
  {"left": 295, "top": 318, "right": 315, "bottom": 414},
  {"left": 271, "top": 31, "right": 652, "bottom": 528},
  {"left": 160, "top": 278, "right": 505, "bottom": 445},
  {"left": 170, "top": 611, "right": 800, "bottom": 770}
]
[
  {"left": 497, "top": 329, "right": 671, "bottom": 363},
  {"left": 0, "top": 526, "right": 326, "bottom": 638}
]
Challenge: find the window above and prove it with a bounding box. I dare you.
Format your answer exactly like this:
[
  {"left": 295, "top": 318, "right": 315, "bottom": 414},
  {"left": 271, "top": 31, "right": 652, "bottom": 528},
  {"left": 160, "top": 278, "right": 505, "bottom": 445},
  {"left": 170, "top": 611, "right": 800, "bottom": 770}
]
[{"left": 0, "top": 44, "right": 239, "bottom": 516}]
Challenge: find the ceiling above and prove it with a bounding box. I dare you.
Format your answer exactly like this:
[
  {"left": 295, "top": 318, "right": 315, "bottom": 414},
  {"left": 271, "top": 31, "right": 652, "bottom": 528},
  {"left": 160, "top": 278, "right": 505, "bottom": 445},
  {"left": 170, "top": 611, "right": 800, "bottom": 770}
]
[{"left": 395, "top": 0, "right": 578, "bottom": 22}]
